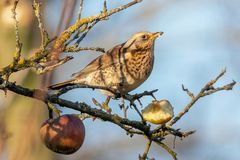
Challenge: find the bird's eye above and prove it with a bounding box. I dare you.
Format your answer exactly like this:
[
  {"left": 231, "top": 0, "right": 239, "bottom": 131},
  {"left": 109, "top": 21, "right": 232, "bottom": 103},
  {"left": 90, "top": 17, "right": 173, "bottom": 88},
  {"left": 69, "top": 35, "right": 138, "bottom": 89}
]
[{"left": 141, "top": 35, "right": 147, "bottom": 39}]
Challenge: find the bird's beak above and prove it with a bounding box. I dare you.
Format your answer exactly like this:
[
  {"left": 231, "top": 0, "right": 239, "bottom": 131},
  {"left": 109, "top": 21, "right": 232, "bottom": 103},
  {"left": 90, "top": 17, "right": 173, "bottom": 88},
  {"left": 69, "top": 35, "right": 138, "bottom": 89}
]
[{"left": 151, "top": 32, "right": 164, "bottom": 40}]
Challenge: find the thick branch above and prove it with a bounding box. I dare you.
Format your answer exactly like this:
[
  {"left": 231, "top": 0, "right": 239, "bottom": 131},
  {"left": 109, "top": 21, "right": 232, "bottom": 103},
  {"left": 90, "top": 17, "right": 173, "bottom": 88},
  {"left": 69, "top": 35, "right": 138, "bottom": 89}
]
[{"left": 0, "top": 77, "right": 150, "bottom": 133}]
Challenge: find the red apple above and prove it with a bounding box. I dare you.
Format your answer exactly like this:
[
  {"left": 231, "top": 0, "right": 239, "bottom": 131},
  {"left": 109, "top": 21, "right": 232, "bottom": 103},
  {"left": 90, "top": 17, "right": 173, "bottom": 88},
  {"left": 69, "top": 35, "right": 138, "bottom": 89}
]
[{"left": 40, "top": 114, "right": 85, "bottom": 154}]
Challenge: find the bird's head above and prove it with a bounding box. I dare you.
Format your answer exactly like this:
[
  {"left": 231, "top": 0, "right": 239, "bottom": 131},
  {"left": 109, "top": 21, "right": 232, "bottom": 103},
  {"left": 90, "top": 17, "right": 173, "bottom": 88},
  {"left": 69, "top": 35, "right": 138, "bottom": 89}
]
[{"left": 123, "top": 31, "right": 163, "bottom": 51}]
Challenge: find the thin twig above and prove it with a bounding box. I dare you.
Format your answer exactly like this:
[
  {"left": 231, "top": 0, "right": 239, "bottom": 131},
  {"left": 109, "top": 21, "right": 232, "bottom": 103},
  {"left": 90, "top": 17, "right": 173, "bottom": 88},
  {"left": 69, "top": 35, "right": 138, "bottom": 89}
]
[
  {"left": 65, "top": 46, "right": 105, "bottom": 53},
  {"left": 77, "top": 0, "right": 84, "bottom": 21},
  {"left": 202, "top": 80, "right": 236, "bottom": 96},
  {"left": 36, "top": 56, "right": 73, "bottom": 74},
  {"left": 75, "top": 20, "right": 100, "bottom": 47},
  {"left": 155, "top": 141, "right": 177, "bottom": 160},
  {"left": 53, "top": 0, "right": 143, "bottom": 50},
  {"left": 123, "top": 89, "right": 158, "bottom": 102},
  {"left": 151, "top": 126, "right": 195, "bottom": 139},
  {"left": 130, "top": 102, "right": 144, "bottom": 122},
  {"left": 33, "top": 0, "right": 49, "bottom": 48},
  {"left": 182, "top": 84, "right": 194, "bottom": 98},
  {"left": 168, "top": 69, "right": 236, "bottom": 126},
  {"left": 64, "top": 24, "right": 88, "bottom": 47},
  {"left": 103, "top": 0, "right": 107, "bottom": 14},
  {"left": 139, "top": 139, "right": 152, "bottom": 160},
  {"left": 102, "top": 0, "right": 108, "bottom": 20},
  {"left": 122, "top": 89, "right": 158, "bottom": 121},
  {"left": 12, "top": 0, "right": 22, "bottom": 63}
]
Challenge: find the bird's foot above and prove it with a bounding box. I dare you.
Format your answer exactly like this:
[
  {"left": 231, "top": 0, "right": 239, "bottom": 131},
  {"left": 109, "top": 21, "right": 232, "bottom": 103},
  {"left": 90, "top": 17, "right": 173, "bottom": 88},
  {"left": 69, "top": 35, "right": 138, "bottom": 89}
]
[
  {"left": 119, "top": 97, "right": 128, "bottom": 118},
  {"left": 102, "top": 101, "right": 112, "bottom": 113},
  {"left": 92, "top": 97, "right": 112, "bottom": 113}
]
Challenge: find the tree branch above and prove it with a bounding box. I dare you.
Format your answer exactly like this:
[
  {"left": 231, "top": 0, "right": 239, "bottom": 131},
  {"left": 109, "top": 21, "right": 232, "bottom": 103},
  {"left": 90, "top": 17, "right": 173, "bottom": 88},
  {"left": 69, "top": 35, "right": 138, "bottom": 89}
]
[
  {"left": 168, "top": 69, "right": 236, "bottom": 126},
  {"left": 12, "top": 0, "right": 22, "bottom": 63},
  {"left": 0, "top": 68, "right": 235, "bottom": 159}
]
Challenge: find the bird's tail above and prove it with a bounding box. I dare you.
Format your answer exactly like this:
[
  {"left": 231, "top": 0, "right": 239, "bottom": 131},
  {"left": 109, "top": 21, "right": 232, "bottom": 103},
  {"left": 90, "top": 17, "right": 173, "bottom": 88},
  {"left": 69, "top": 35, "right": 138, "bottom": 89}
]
[{"left": 48, "top": 79, "right": 75, "bottom": 90}]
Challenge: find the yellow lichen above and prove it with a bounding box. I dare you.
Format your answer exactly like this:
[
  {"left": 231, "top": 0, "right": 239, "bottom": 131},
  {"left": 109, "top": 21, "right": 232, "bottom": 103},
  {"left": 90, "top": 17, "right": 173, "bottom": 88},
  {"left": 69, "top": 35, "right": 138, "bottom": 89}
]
[
  {"left": 13, "top": 52, "right": 19, "bottom": 58},
  {"left": 53, "top": 16, "right": 95, "bottom": 49},
  {"left": 9, "top": 63, "right": 14, "bottom": 68},
  {"left": 18, "top": 58, "right": 25, "bottom": 65}
]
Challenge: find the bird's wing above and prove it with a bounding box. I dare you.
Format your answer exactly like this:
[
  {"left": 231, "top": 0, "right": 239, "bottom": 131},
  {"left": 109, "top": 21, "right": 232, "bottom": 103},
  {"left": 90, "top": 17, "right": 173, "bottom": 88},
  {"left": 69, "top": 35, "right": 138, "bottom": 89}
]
[{"left": 72, "top": 43, "right": 125, "bottom": 79}]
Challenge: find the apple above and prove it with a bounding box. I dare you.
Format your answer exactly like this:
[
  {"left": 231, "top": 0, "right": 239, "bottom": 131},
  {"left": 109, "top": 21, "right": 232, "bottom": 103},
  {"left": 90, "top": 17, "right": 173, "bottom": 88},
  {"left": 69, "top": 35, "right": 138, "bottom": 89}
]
[
  {"left": 40, "top": 114, "right": 85, "bottom": 154},
  {"left": 142, "top": 100, "right": 174, "bottom": 124}
]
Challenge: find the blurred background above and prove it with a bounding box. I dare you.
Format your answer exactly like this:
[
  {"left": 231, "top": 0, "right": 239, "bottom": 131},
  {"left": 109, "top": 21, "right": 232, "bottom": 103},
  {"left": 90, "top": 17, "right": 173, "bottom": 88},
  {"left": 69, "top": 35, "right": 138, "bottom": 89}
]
[{"left": 0, "top": 0, "right": 239, "bottom": 160}]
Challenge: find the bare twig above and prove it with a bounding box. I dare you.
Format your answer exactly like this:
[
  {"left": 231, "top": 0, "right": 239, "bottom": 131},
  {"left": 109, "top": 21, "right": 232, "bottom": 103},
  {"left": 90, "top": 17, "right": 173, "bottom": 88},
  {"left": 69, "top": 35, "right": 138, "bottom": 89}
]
[
  {"left": 102, "top": 0, "right": 108, "bottom": 20},
  {"left": 36, "top": 56, "right": 73, "bottom": 74},
  {"left": 77, "top": 0, "right": 84, "bottom": 21},
  {"left": 139, "top": 140, "right": 152, "bottom": 160},
  {"left": 168, "top": 69, "right": 236, "bottom": 126},
  {"left": 131, "top": 102, "right": 144, "bottom": 121},
  {"left": 151, "top": 127, "right": 195, "bottom": 139},
  {"left": 123, "top": 89, "right": 157, "bottom": 121},
  {"left": 75, "top": 20, "right": 100, "bottom": 47},
  {"left": 182, "top": 84, "right": 194, "bottom": 98},
  {"left": 202, "top": 80, "right": 236, "bottom": 96},
  {"left": 53, "top": 0, "right": 143, "bottom": 50},
  {"left": 12, "top": 0, "right": 22, "bottom": 63},
  {"left": 64, "top": 24, "right": 88, "bottom": 47},
  {"left": 65, "top": 46, "right": 105, "bottom": 53},
  {"left": 123, "top": 89, "right": 158, "bottom": 102},
  {"left": 155, "top": 141, "right": 177, "bottom": 160},
  {"left": 103, "top": 0, "right": 107, "bottom": 14},
  {"left": 33, "top": 0, "right": 49, "bottom": 48}
]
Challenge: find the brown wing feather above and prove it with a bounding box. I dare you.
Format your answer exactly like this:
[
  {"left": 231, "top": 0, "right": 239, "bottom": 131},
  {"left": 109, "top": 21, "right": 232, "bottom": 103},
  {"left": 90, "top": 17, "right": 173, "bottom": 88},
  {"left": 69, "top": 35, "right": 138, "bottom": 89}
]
[{"left": 72, "top": 43, "right": 124, "bottom": 79}]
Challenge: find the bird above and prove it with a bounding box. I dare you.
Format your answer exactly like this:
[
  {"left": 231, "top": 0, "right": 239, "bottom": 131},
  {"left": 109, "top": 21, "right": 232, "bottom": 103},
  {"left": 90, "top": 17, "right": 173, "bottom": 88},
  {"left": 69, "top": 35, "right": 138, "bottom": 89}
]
[{"left": 49, "top": 31, "right": 163, "bottom": 98}]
